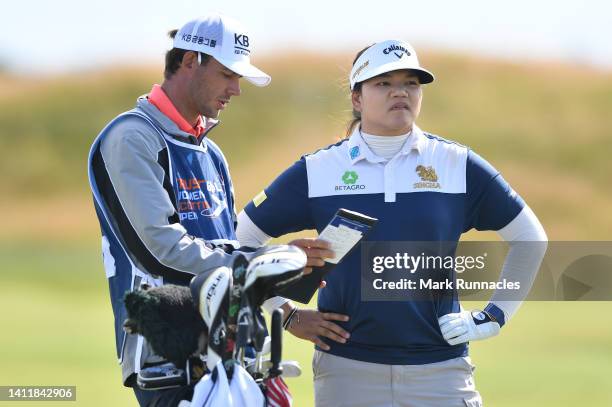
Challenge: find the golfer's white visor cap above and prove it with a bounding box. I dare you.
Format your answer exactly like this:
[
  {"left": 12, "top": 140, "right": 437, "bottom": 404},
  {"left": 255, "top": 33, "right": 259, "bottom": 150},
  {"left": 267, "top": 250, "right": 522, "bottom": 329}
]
[{"left": 349, "top": 40, "right": 434, "bottom": 90}]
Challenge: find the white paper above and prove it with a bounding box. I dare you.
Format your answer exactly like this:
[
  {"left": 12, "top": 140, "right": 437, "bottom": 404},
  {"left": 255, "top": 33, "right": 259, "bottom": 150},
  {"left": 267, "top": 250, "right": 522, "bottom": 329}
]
[{"left": 318, "top": 224, "right": 364, "bottom": 264}]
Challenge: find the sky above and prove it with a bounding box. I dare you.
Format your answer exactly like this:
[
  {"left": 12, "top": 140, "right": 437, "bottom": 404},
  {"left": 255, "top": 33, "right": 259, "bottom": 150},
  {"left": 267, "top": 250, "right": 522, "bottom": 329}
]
[{"left": 1, "top": 0, "right": 611, "bottom": 74}]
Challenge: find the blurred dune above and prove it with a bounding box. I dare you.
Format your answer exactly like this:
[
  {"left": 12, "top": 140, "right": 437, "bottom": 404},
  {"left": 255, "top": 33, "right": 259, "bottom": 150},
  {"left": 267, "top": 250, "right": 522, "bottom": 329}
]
[{"left": 1, "top": 51, "right": 610, "bottom": 241}]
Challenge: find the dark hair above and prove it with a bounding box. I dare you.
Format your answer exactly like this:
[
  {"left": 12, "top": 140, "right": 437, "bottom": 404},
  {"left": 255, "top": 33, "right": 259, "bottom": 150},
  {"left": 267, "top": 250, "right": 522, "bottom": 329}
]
[
  {"left": 346, "top": 44, "right": 374, "bottom": 137},
  {"left": 164, "top": 29, "right": 211, "bottom": 80}
]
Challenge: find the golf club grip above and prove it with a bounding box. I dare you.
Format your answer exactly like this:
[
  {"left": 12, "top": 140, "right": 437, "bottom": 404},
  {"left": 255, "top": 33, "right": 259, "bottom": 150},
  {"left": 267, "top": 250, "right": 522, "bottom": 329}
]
[
  {"left": 270, "top": 308, "right": 284, "bottom": 376},
  {"left": 224, "top": 255, "right": 249, "bottom": 378}
]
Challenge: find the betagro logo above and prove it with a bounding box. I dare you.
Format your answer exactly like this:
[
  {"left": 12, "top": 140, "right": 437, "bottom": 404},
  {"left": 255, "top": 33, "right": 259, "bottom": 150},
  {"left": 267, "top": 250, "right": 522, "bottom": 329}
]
[
  {"left": 336, "top": 171, "right": 365, "bottom": 191},
  {"left": 342, "top": 171, "right": 358, "bottom": 184}
]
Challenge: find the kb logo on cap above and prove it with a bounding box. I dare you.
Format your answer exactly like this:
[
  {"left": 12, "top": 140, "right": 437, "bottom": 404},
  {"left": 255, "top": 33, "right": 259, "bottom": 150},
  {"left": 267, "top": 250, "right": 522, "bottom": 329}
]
[{"left": 234, "top": 34, "right": 249, "bottom": 48}]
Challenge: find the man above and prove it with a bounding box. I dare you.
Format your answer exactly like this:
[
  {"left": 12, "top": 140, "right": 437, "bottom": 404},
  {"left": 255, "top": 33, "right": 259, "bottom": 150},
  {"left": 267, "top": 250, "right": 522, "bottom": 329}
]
[{"left": 88, "top": 13, "right": 331, "bottom": 406}]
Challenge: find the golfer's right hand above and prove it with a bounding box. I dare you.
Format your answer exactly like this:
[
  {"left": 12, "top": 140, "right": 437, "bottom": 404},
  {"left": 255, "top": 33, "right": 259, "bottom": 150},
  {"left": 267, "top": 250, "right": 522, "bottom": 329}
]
[
  {"left": 287, "top": 309, "right": 350, "bottom": 350},
  {"left": 288, "top": 238, "right": 334, "bottom": 275}
]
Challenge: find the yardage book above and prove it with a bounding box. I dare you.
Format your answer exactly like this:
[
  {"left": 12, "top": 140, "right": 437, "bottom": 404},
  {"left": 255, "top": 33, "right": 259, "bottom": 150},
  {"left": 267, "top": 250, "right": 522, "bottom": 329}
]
[{"left": 275, "top": 209, "right": 378, "bottom": 304}]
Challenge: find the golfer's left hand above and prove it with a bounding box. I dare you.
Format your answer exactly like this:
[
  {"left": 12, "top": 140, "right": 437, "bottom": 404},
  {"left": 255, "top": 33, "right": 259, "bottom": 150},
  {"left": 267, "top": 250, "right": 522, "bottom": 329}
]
[
  {"left": 287, "top": 309, "right": 350, "bottom": 351},
  {"left": 438, "top": 310, "right": 500, "bottom": 346},
  {"left": 288, "top": 238, "right": 334, "bottom": 275}
]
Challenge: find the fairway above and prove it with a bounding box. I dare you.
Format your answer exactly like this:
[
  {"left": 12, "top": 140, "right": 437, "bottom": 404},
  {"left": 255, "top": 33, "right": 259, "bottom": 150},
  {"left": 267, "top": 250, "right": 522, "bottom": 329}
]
[{"left": 1, "top": 243, "right": 611, "bottom": 406}]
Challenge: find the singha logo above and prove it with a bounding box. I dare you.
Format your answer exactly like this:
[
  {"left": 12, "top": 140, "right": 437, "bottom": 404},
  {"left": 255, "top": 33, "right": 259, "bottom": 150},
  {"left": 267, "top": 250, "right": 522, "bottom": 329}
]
[
  {"left": 416, "top": 165, "right": 438, "bottom": 182},
  {"left": 414, "top": 165, "right": 441, "bottom": 189}
]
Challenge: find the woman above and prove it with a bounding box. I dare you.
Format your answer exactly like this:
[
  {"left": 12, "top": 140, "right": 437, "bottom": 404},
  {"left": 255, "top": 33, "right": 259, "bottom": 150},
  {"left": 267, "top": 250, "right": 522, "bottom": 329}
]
[{"left": 238, "top": 40, "right": 547, "bottom": 407}]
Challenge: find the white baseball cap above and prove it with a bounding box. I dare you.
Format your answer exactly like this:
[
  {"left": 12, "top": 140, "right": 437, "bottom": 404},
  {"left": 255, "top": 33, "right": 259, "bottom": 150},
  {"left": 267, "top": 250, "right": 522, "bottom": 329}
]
[
  {"left": 349, "top": 40, "right": 434, "bottom": 90},
  {"left": 173, "top": 14, "right": 271, "bottom": 87}
]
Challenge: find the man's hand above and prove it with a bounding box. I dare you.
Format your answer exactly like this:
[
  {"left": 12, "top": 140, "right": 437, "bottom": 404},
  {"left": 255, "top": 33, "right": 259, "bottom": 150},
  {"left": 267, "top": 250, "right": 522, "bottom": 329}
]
[
  {"left": 284, "top": 306, "right": 350, "bottom": 351},
  {"left": 438, "top": 310, "right": 500, "bottom": 346},
  {"left": 288, "top": 238, "right": 334, "bottom": 275}
]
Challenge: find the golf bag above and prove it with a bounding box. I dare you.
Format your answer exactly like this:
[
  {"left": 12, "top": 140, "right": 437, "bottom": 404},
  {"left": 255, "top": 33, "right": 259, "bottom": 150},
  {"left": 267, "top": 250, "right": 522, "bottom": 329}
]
[{"left": 123, "top": 245, "right": 306, "bottom": 406}]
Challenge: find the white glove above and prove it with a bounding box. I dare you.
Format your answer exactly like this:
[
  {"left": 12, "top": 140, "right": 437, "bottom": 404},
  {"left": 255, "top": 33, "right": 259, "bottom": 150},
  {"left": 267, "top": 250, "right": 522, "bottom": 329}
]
[{"left": 438, "top": 310, "right": 500, "bottom": 346}]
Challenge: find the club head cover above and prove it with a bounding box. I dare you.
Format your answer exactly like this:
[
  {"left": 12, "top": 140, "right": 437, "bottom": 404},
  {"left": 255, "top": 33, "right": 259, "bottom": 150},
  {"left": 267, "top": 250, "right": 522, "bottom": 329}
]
[
  {"left": 190, "top": 266, "right": 231, "bottom": 371},
  {"left": 243, "top": 245, "right": 307, "bottom": 308},
  {"left": 123, "top": 284, "right": 206, "bottom": 369}
]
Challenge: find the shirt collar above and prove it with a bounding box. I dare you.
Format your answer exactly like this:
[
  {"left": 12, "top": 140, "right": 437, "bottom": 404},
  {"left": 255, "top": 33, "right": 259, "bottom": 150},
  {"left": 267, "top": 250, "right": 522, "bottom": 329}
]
[
  {"left": 148, "top": 84, "right": 207, "bottom": 138},
  {"left": 403, "top": 125, "right": 426, "bottom": 155},
  {"left": 346, "top": 124, "right": 425, "bottom": 164}
]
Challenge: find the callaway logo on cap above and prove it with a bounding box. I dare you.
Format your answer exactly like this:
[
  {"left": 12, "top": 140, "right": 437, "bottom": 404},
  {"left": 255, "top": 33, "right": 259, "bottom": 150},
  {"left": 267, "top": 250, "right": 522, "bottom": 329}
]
[
  {"left": 174, "top": 13, "right": 271, "bottom": 87},
  {"left": 349, "top": 40, "right": 434, "bottom": 90}
]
